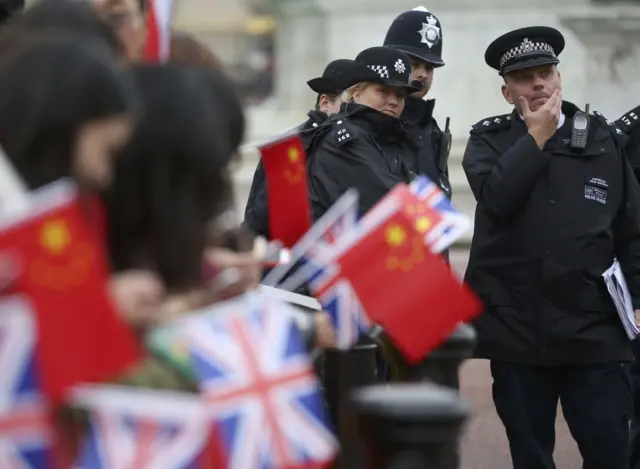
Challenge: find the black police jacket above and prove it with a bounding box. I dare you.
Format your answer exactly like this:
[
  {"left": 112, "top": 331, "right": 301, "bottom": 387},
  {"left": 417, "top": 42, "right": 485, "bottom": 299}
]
[
  {"left": 242, "top": 110, "right": 328, "bottom": 238},
  {"left": 615, "top": 105, "right": 640, "bottom": 182},
  {"left": 307, "top": 103, "right": 416, "bottom": 220},
  {"left": 463, "top": 101, "right": 640, "bottom": 366},
  {"left": 400, "top": 97, "right": 452, "bottom": 197}
]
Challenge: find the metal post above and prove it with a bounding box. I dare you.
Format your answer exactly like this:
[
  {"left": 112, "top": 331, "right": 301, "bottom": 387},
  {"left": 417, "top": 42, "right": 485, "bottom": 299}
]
[
  {"left": 415, "top": 323, "right": 477, "bottom": 390},
  {"left": 322, "top": 344, "right": 378, "bottom": 469},
  {"left": 352, "top": 383, "right": 469, "bottom": 469}
]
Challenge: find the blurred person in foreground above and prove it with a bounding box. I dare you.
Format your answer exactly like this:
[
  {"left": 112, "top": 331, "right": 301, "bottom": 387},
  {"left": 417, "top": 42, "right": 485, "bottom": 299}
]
[
  {"left": 0, "top": 0, "right": 122, "bottom": 59},
  {"left": 92, "top": 0, "right": 146, "bottom": 63},
  {"left": 165, "top": 31, "right": 336, "bottom": 348},
  {"left": 463, "top": 26, "right": 640, "bottom": 469}
]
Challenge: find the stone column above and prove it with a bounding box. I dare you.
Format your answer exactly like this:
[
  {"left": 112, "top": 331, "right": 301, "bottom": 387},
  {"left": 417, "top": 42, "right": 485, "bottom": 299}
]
[
  {"left": 560, "top": 5, "right": 640, "bottom": 119},
  {"left": 272, "top": 0, "right": 328, "bottom": 113}
]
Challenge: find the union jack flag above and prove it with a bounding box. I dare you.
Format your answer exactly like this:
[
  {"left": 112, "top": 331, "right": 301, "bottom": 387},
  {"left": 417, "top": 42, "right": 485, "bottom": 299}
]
[
  {"left": 72, "top": 385, "right": 210, "bottom": 469},
  {"left": 301, "top": 198, "right": 369, "bottom": 348},
  {"left": 0, "top": 296, "right": 52, "bottom": 469},
  {"left": 181, "top": 295, "right": 338, "bottom": 469},
  {"left": 409, "top": 175, "right": 470, "bottom": 253}
]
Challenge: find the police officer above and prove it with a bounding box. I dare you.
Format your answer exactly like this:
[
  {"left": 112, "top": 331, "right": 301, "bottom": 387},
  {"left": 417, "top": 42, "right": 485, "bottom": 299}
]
[
  {"left": 615, "top": 105, "right": 640, "bottom": 469},
  {"left": 383, "top": 6, "right": 451, "bottom": 198},
  {"left": 243, "top": 58, "right": 355, "bottom": 239},
  {"left": 463, "top": 26, "right": 640, "bottom": 469}
]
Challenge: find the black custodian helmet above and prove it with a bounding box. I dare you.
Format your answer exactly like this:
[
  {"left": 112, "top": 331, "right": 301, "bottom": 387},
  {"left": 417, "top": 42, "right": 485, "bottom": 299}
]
[{"left": 383, "top": 6, "right": 444, "bottom": 67}]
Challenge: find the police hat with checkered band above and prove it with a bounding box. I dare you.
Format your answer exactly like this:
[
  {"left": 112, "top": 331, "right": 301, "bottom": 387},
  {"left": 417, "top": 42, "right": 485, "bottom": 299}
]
[
  {"left": 485, "top": 26, "right": 565, "bottom": 76},
  {"left": 307, "top": 59, "right": 356, "bottom": 95},
  {"left": 383, "top": 6, "right": 445, "bottom": 67},
  {"left": 348, "top": 47, "right": 422, "bottom": 94}
]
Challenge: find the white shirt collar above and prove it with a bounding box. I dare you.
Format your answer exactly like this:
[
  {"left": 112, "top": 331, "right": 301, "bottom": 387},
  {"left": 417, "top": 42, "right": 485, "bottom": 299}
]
[{"left": 518, "top": 113, "right": 566, "bottom": 129}]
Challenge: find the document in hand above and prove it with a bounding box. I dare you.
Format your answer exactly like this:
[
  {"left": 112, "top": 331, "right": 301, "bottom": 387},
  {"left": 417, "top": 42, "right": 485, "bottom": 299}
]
[{"left": 602, "top": 259, "right": 640, "bottom": 340}]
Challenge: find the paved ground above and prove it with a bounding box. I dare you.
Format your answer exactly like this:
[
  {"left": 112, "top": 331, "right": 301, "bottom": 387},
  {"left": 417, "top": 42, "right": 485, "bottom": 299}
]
[{"left": 449, "top": 248, "right": 581, "bottom": 469}]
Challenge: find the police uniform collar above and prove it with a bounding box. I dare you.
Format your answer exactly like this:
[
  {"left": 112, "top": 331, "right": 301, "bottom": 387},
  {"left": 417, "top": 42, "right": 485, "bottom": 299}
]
[
  {"left": 341, "top": 102, "right": 406, "bottom": 139},
  {"left": 401, "top": 97, "right": 435, "bottom": 126},
  {"left": 485, "top": 26, "right": 565, "bottom": 76}
]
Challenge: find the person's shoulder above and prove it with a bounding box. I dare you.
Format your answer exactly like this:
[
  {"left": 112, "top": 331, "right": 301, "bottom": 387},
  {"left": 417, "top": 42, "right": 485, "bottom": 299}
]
[
  {"left": 590, "top": 110, "right": 628, "bottom": 148},
  {"left": 322, "top": 115, "right": 364, "bottom": 148},
  {"left": 471, "top": 113, "right": 513, "bottom": 134},
  {"left": 614, "top": 105, "right": 640, "bottom": 136}
]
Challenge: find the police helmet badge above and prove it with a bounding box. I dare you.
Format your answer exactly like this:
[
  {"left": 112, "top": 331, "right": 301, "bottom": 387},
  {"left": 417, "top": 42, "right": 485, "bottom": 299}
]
[{"left": 418, "top": 15, "right": 440, "bottom": 49}]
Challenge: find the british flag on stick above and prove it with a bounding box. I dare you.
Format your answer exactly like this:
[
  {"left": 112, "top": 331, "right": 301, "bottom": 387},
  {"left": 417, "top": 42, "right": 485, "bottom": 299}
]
[
  {"left": 0, "top": 296, "right": 53, "bottom": 469},
  {"left": 71, "top": 385, "right": 210, "bottom": 469},
  {"left": 179, "top": 293, "right": 338, "bottom": 469}
]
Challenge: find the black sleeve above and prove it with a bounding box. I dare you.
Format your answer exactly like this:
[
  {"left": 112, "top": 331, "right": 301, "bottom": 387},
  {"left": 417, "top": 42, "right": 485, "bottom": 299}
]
[
  {"left": 462, "top": 130, "right": 550, "bottom": 221},
  {"left": 613, "top": 154, "right": 640, "bottom": 310},
  {"left": 626, "top": 130, "right": 640, "bottom": 183},
  {"left": 242, "top": 159, "right": 269, "bottom": 237},
  {"left": 308, "top": 135, "right": 403, "bottom": 219}
]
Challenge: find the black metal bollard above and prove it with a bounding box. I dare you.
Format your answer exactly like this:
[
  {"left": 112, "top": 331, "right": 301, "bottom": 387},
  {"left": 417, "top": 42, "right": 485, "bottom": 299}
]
[
  {"left": 322, "top": 344, "right": 378, "bottom": 469},
  {"left": 415, "top": 322, "right": 477, "bottom": 390},
  {"left": 352, "top": 383, "right": 469, "bottom": 469}
]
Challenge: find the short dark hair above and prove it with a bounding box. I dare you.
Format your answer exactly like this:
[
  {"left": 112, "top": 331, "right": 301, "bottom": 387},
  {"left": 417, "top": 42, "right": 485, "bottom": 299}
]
[
  {"left": 0, "top": 0, "right": 24, "bottom": 28},
  {"left": 314, "top": 92, "right": 339, "bottom": 111}
]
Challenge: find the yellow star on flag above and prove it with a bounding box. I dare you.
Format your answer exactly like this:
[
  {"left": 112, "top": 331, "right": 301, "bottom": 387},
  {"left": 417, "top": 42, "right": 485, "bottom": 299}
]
[
  {"left": 39, "top": 219, "right": 71, "bottom": 255},
  {"left": 415, "top": 216, "right": 432, "bottom": 233},
  {"left": 288, "top": 146, "right": 300, "bottom": 164},
  {"left": 385, "top": 224, "right": 406, "bottom": 247}
]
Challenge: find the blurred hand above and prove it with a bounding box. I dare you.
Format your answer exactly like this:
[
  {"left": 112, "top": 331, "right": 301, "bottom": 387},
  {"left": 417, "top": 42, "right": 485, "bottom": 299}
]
[
  {"left": 109, "top": 270, "right": 165, "bottom": 327},
  {"left": 204, "top": 247, "right": 261, "bottom": 302},
  {"left": 313, "top": 311, "right": 336, "bottom": 349}
]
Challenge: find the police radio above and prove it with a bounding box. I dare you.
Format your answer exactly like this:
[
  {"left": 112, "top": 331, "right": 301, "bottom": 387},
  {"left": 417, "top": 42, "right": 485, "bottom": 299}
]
[
  {"left": 570, "top": 103, "right": 590, "bottom": 150},
  {"left": 438, "top": 117, "right": 452, "bottom": 173}
]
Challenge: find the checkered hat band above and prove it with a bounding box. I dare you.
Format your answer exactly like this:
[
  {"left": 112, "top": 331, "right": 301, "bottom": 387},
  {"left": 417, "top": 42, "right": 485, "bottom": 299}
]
[
  {"left": 500, "top": 40, "right": 556, "bottom": 68},
  {"left": 367, "top": 65, "right": 389, "bottom": 79}
]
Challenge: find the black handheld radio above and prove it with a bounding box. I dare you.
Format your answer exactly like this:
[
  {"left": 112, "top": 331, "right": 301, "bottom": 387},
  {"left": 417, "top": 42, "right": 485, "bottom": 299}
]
[{"left": 570, "top": 103, "right": 590, "bottom": 150}]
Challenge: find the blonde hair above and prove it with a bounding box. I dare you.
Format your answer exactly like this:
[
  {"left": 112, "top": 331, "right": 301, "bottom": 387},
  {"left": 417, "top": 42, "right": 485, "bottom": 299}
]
[{"left": 341, "top": 81, "right": 373, "bottom": 103}]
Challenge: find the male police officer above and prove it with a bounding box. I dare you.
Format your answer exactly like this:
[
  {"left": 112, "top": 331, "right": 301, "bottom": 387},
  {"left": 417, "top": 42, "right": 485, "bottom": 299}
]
[
  {"left": 615, "top": 105, "right": 640, "bottom": 469},
  {"left": 383, "top": 6, "right": 451, "bottom": 197},
  {"left": 243, "top": 58, "right": 354, "bottom": 239},
  {"left": 463, "top": 26, "right": 640, "bottom": 469}
]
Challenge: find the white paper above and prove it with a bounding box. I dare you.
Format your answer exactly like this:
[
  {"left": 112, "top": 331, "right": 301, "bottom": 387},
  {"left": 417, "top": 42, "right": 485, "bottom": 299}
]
[{"left": 602, "top": 259, "right": 640, "bottom": 340}]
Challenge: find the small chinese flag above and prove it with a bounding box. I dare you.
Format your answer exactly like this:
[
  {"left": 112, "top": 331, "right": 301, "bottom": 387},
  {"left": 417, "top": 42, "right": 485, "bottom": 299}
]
[
  {"left": 143, "top": 0, "right": 174, "bottom": 63},
  {"left": 316, "top": 200, "right": 482, "bottom": 363},
  {"left": 0, "top": 181, "right": 142, "bottom": 404},
  {"left": 260, "top": 133, "right": 311, "bottom": 248}
]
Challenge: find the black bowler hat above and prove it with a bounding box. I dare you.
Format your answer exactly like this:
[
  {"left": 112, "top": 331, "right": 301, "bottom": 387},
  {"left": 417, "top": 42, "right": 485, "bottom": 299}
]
[
  {"left": 383, "top": 6, "right": 444, "bottom": 67},
  {"left": 347, "top": 47, "right": 422, "bottom": 94},
  {"left": 485, "top": 26, "right": 565, "bottom": 76},
  {"left": 307, "top": 59, "right": 356, "bottom": 95}
]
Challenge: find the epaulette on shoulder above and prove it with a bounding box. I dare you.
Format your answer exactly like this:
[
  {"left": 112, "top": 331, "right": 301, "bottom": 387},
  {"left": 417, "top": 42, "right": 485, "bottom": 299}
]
[
  {"left": 472, "top": 114, "right": 512, "bottom": 133},
  {"left": 332, "top": 118, "right": 358, "bottom": 147},
  {"left": 591, "top": 110, "right": 628, "bottom": 148},
  {"left": 614, "top": 106, "right": 640, "bottom": 135}
]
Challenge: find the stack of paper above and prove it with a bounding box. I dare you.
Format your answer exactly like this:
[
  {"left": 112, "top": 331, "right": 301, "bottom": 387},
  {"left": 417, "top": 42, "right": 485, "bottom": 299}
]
[{"left": 602, "top": 260, "right": 640, "bottom": 340}]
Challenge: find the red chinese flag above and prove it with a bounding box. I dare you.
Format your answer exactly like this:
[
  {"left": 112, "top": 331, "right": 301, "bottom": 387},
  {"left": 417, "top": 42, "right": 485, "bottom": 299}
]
[
  {"left": 0, "top": 181, "right": 142, "bottom": 404},
  {"left": 323, "top": 206, "right": 482, "bottom": 363},
  {"left": 260, "top": 133, "right": 311, "bottom": 248}
]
